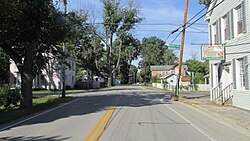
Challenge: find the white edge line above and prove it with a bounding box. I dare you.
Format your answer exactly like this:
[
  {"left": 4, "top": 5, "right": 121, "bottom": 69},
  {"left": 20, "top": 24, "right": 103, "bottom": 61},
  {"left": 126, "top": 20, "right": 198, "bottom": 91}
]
[
  {"left": 164, "top": 103, "right": 216, "bottom": 141},
  {"left": 159, "top": 98, "right": 216, "bottom": 141},
  {"left": 0, "top": 98, "right": 80, "bottom": 132}
]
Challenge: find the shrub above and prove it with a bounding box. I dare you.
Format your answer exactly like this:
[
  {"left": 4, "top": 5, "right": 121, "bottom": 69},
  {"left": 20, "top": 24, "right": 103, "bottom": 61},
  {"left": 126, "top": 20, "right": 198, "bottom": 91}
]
[
  {"left": 66, "top": 85, "right": 73, "bottom": 90},
  {"left": 150, "top": 76, "right": 158, "bottom": 83},
  {"left": 0, "top": 86, "right": 21, "bottom": 108},
  {"left": 33, "top": 88, "right": 47, "bottom": 91},
  {"left": 156, "top": 79, "right": 161, "bottom": 83}
]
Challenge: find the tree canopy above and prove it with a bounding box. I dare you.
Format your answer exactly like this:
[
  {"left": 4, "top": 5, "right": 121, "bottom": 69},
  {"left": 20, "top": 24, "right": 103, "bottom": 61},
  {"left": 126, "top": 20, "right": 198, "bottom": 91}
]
[
  {"left": 139, "top": 36, "right": 177, "bottom": 82},
  {"left": 101, "top": 0, "right": 142, "bottom": 86},
  {"left": 184, "top": 59, "right": 209, "bottom": 84},
  {"left": 0, "top": 0, "right": 68, "bottom": 107}
]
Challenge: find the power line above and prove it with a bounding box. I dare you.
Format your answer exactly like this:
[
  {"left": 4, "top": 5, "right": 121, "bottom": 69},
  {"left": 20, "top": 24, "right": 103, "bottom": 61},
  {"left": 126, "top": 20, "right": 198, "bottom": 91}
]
[
  {"left": 133, "top": 29, "right": 207, "bottom": 33},
  {"left": 189, "top": 26, "right": 207, "bottom": 33},
  {"left": 169, "top": 0, "right": 225, "bottom": 44},
  {"left": 165, "top": 4, "right": 206, "bottom": 43},
  {"left": 92, "top": 22, "right": 206, "bottom": 26}
]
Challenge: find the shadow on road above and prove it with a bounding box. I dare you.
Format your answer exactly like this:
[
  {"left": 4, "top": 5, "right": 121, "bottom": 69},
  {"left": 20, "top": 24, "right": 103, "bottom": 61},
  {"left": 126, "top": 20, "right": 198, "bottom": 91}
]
[
  {"left": 0, "top": 135, "right": 70, "bottom": 141},
  {"left": 0, "top": 86, "right": 171, "bottom": 134}
]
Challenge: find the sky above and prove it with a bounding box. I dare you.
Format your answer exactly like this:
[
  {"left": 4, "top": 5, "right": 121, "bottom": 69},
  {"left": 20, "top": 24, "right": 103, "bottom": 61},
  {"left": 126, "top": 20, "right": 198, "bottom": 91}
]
[{"left": 56, "top": 0, "right": 209, "bottom": 66}]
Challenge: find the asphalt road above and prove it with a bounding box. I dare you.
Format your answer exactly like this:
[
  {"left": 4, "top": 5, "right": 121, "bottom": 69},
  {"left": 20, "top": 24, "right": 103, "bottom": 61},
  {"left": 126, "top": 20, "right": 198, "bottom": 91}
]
[{"left": 0, "top": 86, "right": 249, "bottom": 141}]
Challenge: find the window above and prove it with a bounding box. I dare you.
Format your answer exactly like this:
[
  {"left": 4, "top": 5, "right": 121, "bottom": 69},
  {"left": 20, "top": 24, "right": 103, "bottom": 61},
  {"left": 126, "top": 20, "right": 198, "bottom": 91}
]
[
  {"left": 69, "top": 61, "right": 71, "bottom": 70},
  {"left": 72, "top": 76, "right": 74, "bottom": 83},
  {"left": 239, "top": 58, "right": 245, "bottom": 88},
  {"left": 236, "top": 5, "right": 243, "bottom": 34},
  {"left": 222, "top": 14, "right": 229, "bottom": 41}
]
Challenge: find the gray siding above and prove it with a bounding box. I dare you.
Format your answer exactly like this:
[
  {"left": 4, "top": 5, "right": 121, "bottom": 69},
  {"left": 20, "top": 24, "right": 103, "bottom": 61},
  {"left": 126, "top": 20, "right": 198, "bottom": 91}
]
[
  {"left": 208, "top": 0, "right": 250, "bottom": 110},
  {"left": 209, "top": 0, "right": 250, "bottom": 62},
  {"left": 232, "top": 90, "right": 250, "bottom": 110},
  {"left": 232, "top": 55, "right": 250, "bottom": 110}
]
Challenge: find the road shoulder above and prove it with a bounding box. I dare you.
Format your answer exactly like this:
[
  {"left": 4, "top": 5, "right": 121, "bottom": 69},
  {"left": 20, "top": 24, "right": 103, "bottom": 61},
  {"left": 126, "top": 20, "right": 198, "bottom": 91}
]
[{"left": 178, "top": 97, "right": 250, "bottom": 137}]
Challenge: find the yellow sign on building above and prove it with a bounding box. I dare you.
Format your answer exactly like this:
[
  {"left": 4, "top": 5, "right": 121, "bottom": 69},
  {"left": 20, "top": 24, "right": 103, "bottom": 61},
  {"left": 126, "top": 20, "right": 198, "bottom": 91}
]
[{"left": 201, "top": 45, "right": 225, "bottom": 60}]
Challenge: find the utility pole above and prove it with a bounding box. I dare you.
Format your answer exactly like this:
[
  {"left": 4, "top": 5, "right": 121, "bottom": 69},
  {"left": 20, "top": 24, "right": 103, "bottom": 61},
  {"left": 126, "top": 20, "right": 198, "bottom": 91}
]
[
  {"left": 175, "top": 0, "right": 189, "bottom": 97},
  {"left": 61, "top": 0, "right": 67, "bottom": 98}
]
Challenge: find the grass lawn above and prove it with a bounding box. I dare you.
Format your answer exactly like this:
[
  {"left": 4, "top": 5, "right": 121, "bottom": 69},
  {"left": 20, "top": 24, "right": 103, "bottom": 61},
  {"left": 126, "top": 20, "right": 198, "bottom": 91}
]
[
  {"left": 65, "top": 89, "right": 86, "bottom": 93},
  {"left": 0, "top": 96, "right": 73, "bottom": 124}
]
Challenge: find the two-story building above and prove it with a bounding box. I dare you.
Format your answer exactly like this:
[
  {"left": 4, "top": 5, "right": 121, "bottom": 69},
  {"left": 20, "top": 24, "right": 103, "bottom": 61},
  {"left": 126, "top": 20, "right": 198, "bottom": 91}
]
[
  {"left": 10, "top": 56, "right": 76, "bottom": 90},
  {"left": 206, "top": 0, "right": 250, "bottom": 110}
]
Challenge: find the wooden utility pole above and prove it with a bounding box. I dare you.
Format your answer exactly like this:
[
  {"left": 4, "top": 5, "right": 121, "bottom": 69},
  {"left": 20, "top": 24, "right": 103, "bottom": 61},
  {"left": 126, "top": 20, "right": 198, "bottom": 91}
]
[
  {"left": 176, "top": 0, "right": 189, "bottom": 97},
  {"left": 61, "top": 0, "right": 67, "bottom": 98}
]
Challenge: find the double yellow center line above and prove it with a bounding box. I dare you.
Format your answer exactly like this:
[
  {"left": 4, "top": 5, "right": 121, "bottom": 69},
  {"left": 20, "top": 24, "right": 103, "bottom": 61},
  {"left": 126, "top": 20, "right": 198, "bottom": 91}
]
[{"left": 84, "top": 96, "right": 121, "bottom": 141}]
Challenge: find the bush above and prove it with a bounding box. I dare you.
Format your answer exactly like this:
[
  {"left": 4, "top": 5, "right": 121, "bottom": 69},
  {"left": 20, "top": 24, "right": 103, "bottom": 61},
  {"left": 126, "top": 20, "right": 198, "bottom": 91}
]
[
  {"left": 0, "top": 86, "right": 21, "bottom": 108},
  {"left": 188, "top": 84, "right": 199, "bottom": 91},
  {"left": 150, "top": 76, "right": 158, "bottom": 83},
  {"left": 33, "top": 88, "right": 47, "bottom": 91},
  {"left": 66, "top": 85, "right": 73, "bottom": 90}
]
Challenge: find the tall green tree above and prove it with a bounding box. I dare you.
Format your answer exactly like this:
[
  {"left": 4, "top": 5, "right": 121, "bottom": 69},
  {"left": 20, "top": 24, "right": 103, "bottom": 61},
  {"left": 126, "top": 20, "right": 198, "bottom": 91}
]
[
  {"left": 0, "top": 0, "right": 67, "bottom": 108},
  {"left": 102, "top": 0, "right": 123, "bottom": 86},
  {"left": 140, "top": 36, "right": 166, "bottom": 82},
  {"left": 115, "top": 1, "right": 142, "bottom": 73},
  {"left": 129, "top": 65, "right": 138, "bottom": 84},
  {"left": 198, "top": 0, "right": 211, "bottom": 8},
  {"left": 113, "top": 35, "right": 141, "bottom": 83},
  {"left": 101, "top": 0, "right": 142, "bottom": 86},
  {"left": 140, "top": 37, "right": 177, "bottom": 82},
  {"left": 184, "top": 59, "right": 209, "bottom": 84},
  {"left": 66, "top": 11, "right": 104, "bottom": 78},
  {"left": 163, "top": 46, "right": 178, "bottom": 65},
  {"left": 141, "top": 36, "right": 166, "bottom": 65}
]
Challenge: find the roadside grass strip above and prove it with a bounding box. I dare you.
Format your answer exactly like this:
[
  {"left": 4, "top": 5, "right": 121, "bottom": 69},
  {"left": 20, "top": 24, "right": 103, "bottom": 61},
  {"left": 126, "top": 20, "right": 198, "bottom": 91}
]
[{"left": 84, "top": 96, "right": 121, "bottom": 141}]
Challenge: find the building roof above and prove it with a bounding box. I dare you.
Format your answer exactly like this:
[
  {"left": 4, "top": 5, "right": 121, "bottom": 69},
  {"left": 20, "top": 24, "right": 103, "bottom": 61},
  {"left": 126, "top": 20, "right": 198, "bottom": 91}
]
[
  {"left": 151, "top": 65, "right": 188, "bottom": 71},
  {"left": 160, "top": 73, "right": 176, "bottom": 79},
  {"left": 150, "top": 65, "right": 173, "bottom": 71}
]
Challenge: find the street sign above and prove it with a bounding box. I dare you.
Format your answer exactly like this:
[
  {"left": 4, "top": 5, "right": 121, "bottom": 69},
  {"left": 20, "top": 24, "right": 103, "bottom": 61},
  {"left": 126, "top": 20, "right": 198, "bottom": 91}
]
[
  {"left": 168, "top": 44, "right": 180, "bottom": 50},
  {"left": 201, "top": 45, "right": 225, "bottom": 60}
]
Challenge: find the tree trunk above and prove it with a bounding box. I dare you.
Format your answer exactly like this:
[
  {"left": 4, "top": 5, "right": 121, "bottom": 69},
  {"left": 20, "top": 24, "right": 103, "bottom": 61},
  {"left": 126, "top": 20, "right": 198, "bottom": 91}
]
[
  {"left": 19, "top": 42, "right": 36, "bottom": 108},
  {"left": 115, "top": 37, "right": 122, "bottom": 75},
  {"left": 107, "top": 32, "right": 114, "bottom": 87},
  {"left": 20, "top": 71, "right": 33, "bottom": 107},
  {"left": 106, "top": 30, "right": 111, "bottom": 87}
]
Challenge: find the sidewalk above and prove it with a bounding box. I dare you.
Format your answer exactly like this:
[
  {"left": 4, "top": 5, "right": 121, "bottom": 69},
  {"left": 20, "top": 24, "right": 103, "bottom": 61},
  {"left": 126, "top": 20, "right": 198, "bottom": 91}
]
[{"left": 179, "top": 94, "right": 250, "bottom": 137}]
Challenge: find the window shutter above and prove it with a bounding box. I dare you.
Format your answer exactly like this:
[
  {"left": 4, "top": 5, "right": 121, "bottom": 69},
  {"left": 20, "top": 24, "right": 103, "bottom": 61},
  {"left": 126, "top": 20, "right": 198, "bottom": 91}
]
[
  {"left": 211, "top": 64, "right": 213, "bottom": 88},
  {"left": 227, "top": 12, "right": 231, "bottom": 40},
  {"left": 230, "top": 9, "right": 234, "bottom": 39},
  {"left": 216, "top": 20, "right": 219, "bottom": 44},
  {"left": 244, "top": 56, "right": 249, "bottom": 90},
  {"left": 209, "top": 25, "right": 212, "bottom": 45},
  {"left": 218, "top": 18, "right": 222, "bottom": 44},
  {"left": 242, "top": 1, "right": 247, "bottom": 33},
  {"left": 232, "top": 59, "right": 237, "bottom": 89}
]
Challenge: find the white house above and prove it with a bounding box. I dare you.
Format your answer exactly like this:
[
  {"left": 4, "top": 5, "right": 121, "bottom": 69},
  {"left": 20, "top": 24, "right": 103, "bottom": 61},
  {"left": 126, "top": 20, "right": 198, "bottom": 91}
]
[
  {"left": 206, "top": 0, "right": 250, "bottom": 110},
  {"left": 10, "top": 56, "right": 76, "bottom": 90}
]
